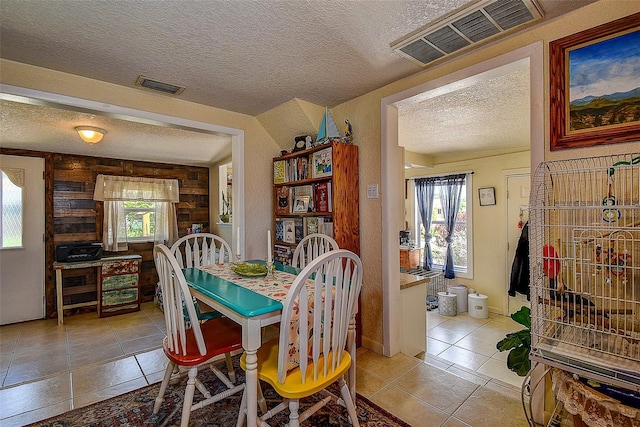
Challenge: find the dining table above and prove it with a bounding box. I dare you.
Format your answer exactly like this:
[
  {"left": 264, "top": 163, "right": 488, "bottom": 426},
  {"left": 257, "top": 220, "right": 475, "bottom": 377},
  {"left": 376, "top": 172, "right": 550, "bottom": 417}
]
[{"left": 182, "top": 260, "right": 357, "bottom": 427}]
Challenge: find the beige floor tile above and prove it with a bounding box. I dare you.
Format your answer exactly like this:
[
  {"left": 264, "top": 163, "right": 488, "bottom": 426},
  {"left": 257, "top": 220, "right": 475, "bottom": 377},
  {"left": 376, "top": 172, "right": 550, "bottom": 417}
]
[
  {"left": 421, "top": 353, "right": 455, "bottom": 371},
  {"left": 484, "top": 378, "right": 523, "bottom": 400},
  {"left": 135, "top": 347, "right": 167, "bottom": 376},
  {"left": 453, "top": 386, "right": 529, "bottom": 427},
  {"left": 459, "top": 326, "right": 505, "bottom": 343},
  {"left": 65, "top": 321, "right": 113, "bottom": 339},
  {"left": 68, "top": 330, "right": 118, "bottom": 351},
  {"left": 0, "top": 339, "right": 17, "bottom": 357},
  {"left": 426, "top": 337, "right": 451, "bottom": 356},
  {"left": 71, "top": 356, "right": 144, "bottom": 395},
  {"left": 442, "top": 417, "right": 472, "bottom": 427},
  {"left": 355, "top": 367, "right": 388, "bottom": 398},
  {"left": 394, "top": 362, "right": 479, "bottom": 414},
  {"left": 356, "top": 350, "right": 421, "bottom": 382},
  {"left": 438, "top": 346, "right": 490, "bottom": 371},
  {"left": 106, "top": 311, "right": 154, "bottom": 330},
  {"left": 19, "top": 318, "right": 61, "bottom": 335},
  {"left": 476, "top": 358, "right": 524, "bottom": 389},
  {"left": 3, "top": 353, "right": 70, "bottom": 386},
  {"left": 119, "top": 333, "right": 164, "bottom": 355},
  {"left": 427, "top": 327, "right": 469, "bottom": 345},
  {"left": 14, "top": 330, "right": 67, "bottom": 352},
  {"left": 114, "top": 323, "right": 163, "bottom": 342},
  {"left": 145, "top": 369, "right": 167, "bottom": 385},
  {"left": 68, "top": 342, "right": 125, "bottom": 369},
  {"left": 72, "top": 376, "right": 149, "bottom": 409},
  {"left": 0, "top": 371, "right": 71, "bottom": 418},
  {"left": 444, "top": 365, "right": 491, "bottom": 387},
  {"left": 370, "top": 384, "right": 449, "bottom": 426},
  {"left": 0, "top": 400, "right": 72, "bottom": 427},
  {"left": 435, "top": 319, "right": 480, "bottom": 334},
  {"left": 454, "top": 334, "right": 501, "bottom": 357}
]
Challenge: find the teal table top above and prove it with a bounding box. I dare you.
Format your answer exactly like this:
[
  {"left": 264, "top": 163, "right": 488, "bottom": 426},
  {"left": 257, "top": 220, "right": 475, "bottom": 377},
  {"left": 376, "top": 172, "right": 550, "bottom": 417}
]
[{"left": 183, "top": 261, "right": 300, "bottom": 317}]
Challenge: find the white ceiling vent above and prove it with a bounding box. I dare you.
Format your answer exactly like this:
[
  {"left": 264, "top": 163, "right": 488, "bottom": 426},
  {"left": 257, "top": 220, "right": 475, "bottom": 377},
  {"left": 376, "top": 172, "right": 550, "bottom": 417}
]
[
  {"left": 135, "top": 76, "right": 185, "bottom": 96},
  {"left": 392, "top": 0, "right": 543, "bottom": 67}
]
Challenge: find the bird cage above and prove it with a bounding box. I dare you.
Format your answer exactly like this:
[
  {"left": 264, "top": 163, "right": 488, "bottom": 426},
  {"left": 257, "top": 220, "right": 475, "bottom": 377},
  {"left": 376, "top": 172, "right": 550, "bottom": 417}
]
[{"left": 529, "top": 153, "right": 640, "bottom": 392}]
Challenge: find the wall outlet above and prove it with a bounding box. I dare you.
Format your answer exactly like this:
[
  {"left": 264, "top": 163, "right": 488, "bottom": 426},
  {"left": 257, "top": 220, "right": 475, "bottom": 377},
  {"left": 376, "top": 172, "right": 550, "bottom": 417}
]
[{"left": 367, "top": 184, "right": 379, "bottom": 199}]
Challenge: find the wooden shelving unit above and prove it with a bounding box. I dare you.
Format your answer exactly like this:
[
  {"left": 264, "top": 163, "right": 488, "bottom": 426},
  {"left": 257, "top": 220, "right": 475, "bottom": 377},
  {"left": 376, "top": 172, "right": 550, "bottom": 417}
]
[{"left": 272, "top": 141, "right": 359, "bottom": 264}]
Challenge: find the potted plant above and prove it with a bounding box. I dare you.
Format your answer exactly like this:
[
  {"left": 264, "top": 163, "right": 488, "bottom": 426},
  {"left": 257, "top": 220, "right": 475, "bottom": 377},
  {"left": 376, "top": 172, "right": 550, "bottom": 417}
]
[
  {"left": 496, "top": 306, "right": 531, "bottom": 376},
  {"left": 220, "top": 191, "right": 231, "bottom": 223}
]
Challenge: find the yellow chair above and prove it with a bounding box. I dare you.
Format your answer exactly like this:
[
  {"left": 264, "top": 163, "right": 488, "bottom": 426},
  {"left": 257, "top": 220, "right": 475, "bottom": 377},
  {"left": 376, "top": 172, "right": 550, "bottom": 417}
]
[
  {"left": 153, "top": 244, "right": 245, "bottom": 427},
  {"left": 291, "top": 233, "right": 339, "bottom": 268},
  {"left": 236, "top": 249, "right": 363, "bottom": 427}
]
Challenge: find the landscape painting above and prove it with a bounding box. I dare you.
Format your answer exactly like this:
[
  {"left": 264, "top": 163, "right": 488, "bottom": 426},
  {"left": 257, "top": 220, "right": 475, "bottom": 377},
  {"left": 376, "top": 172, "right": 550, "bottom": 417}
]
[
  {"left": 568, "top": 29, "right": 640, "bottom": 133},
  {"left": 549, "top": 13, "right": 640, "bottom": 150}
]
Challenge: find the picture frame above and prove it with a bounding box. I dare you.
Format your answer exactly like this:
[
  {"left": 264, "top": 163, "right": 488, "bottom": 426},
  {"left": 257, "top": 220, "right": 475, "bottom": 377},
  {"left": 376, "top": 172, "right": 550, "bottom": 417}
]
[
  {"left": 478, "top": 187, "right": 496, "bottom": 206},
  {"left": 312, "top": 147, "right": 333, "bottom": 178},
  {"left": 549, "top": 13, "right": 640, "bottom": 151},
  {"left": 293, "top": 195, "right": 310, "bottom": 213}
]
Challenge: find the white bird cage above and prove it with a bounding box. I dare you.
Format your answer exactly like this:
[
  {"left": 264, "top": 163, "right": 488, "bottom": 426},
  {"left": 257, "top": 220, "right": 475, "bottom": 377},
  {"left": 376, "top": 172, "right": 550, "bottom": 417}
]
[{"left": 529, "top": 153, "right": 640, "bottom": 392}]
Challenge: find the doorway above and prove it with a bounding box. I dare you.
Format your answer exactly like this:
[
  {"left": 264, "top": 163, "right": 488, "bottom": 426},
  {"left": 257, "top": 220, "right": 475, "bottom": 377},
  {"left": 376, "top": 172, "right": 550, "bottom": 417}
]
[
  {"left": 506, "top": 173, "right": 531, "bottom": 315},
  {"left": 0, "top": 155, "right": 45, "bottom": 324}
]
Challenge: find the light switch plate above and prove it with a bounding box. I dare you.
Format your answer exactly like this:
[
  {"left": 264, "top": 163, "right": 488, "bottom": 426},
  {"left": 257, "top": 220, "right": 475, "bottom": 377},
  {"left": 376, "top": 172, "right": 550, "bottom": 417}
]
[{"left": 367, "top": 184, "right": 379, "bottom": 199}]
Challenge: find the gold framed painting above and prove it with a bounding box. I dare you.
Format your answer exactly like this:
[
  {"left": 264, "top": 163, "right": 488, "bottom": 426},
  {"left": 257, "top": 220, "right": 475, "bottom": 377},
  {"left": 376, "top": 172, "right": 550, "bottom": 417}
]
[{"left": 549, "top": 13, "right": 640, "bottom": 151}]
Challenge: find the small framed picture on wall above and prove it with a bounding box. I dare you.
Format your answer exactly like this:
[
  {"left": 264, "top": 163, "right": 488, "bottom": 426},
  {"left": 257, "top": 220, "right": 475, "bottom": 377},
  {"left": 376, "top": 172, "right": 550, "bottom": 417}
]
[{"left": 479, "top": 187, "right": 496, "bottom": 206}]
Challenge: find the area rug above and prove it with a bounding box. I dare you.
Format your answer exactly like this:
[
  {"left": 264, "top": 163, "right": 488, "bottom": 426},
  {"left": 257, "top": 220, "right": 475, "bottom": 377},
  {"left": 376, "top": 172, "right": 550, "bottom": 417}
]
[{"left": 28, "top": 359, "right": 411, "bottom": 427}]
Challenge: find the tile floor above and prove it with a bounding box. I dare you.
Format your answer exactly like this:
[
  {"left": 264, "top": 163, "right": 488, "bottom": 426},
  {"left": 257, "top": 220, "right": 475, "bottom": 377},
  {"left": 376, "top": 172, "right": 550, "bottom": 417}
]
[{"left": 0, "top": 302, "right": 529, "bottom": 426}]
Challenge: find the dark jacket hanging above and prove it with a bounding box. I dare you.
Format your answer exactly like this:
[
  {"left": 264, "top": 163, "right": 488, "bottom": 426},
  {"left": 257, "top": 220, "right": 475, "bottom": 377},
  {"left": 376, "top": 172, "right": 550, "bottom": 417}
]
[{"left": 509, "top": 221, "right": 530, "bottom": 300}]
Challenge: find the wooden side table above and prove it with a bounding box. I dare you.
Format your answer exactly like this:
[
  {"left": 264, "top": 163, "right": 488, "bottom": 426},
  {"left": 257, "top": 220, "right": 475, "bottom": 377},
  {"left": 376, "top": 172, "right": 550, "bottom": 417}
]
[{"left": 53, "top": 255, "right": 142, "bottom": 324}]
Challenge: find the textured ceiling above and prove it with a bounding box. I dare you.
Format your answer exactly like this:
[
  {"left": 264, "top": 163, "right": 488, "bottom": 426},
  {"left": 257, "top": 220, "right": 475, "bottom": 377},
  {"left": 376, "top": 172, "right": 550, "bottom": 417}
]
[
  {"left": 0, "top": 0, "right": 596, "bottom": 163},
  {"left": 399, "top": 61, "right": 530, "bottom": 159}
]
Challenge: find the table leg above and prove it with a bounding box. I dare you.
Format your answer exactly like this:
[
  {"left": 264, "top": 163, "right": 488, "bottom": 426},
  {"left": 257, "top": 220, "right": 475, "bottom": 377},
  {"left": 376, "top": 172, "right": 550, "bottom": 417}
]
[
  {"left": 243, "top": 320, "right": 262, "bottom": 427},
  {"left": 56, "top": 269, "right": 64, "bottom": 325}
]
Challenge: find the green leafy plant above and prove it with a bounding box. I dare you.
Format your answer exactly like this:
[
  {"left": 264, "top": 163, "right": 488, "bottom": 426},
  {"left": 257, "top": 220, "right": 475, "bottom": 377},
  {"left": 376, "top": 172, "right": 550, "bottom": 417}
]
[{"left": 496, "top": 306, "right": 531, "bottom": 376}]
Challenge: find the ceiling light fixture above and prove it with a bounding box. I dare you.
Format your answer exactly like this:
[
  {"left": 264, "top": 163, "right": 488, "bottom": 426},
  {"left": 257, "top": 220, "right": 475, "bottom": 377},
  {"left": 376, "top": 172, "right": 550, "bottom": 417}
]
[{"left": 75, "top": 126, "right": 106, "bottom": 143}]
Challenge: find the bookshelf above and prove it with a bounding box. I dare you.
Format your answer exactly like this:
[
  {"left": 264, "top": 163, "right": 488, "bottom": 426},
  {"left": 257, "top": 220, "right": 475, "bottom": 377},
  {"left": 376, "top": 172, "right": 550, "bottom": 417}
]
[{"left": 272, "top": 141, "right": 359, "bottom": 265}]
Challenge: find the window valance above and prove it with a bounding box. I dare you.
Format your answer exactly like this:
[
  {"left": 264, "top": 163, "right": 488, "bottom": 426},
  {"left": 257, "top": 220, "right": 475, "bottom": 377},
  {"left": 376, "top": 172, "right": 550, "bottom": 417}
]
[{"left": 93, "top": 175, "right": 180, "bottom": 202}]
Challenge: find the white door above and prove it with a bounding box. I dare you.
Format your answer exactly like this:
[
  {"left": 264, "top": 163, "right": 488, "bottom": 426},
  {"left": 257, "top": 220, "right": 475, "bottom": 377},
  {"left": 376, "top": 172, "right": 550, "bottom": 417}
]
[
  {"left": 506, "top": 173, "right": 530, "bottom": 315},
  {"left": 0, "top": 155, "right": 45, "bottom": 324}
]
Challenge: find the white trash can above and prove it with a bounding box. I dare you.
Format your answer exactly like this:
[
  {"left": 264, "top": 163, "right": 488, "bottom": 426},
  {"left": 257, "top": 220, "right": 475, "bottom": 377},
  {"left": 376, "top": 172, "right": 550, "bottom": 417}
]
[
  {"left": 446, "top": 284, "right": 468, "bottom": 313},
  {"left": 468, "top": 293, "right": 488, "bottom": 319},
  {"left": 438, "top": 292, "right": 457, "bottom": 316}
]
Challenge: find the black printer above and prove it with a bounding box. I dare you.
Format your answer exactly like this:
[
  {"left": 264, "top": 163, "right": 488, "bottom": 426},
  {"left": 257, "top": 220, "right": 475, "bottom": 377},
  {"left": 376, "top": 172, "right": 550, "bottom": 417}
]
[{"left": 55, "top": 242, "right": 104, "bottom": 262}]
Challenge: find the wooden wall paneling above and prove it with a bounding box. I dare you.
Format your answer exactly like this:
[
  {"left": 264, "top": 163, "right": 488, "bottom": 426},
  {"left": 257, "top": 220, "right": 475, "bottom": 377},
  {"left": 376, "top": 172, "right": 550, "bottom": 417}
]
[{"left": 1, "top": 148, "right": 210, "bottom": 320}]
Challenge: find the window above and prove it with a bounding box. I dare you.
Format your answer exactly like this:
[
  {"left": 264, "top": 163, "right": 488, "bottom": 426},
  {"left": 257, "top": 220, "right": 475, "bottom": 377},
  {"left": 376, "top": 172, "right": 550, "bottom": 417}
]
[
  {"left": 93, "top": 175, "right": 179, "bottom": 251},
  {"left": 124, "top": 201, "right": 156, "bottom": 241},
  {"left": 1, "top": 169, "right": 24, "bottom": 248},
  {"left": 413, "top": 173, "right": 473, "bottom": 278}
]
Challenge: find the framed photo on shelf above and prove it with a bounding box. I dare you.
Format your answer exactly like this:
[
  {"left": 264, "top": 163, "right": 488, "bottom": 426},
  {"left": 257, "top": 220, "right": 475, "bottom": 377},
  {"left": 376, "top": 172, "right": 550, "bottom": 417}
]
[
  {"left": 293, "top": 196, "right": 310, "bottom": 213},
  {"left": 478, "top": 187, "right": 496, "bottom": 206},
  {"left": 549, "top": 13, "right": 640, "bottom": 150},
  {"left": 312, "top": 147, "right": 333, "bottom": 178}
]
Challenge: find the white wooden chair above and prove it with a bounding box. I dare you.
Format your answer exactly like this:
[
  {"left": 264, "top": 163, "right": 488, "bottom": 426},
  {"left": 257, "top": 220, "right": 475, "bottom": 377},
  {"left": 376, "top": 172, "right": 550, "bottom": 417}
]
[
  {"left": 153, "top": 244, "right": 245, "bottom": 427},
  {"left": 236, "top": 249, "right": 363, "bottom": 427},
  {"left": 291, "top": 233, "right": 338, "bottom": 268},
  {"left": 170, "top": 232, "right": 232, "bottom": 268},
  {"left": 169, "top": 233, "right": 237, "bottom": 380}
]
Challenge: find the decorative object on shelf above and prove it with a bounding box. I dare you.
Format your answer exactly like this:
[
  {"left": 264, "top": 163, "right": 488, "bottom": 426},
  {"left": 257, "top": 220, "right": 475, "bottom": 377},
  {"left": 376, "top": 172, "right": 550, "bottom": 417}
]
[
  {"left": 293, "top": 135, "right": 312, "bottom": 152},
  {"left": 293, "top": 195, "right": 310, "bottom": 213},
  {"left": 312, "top": 147, "right": 333, "bottom": 179},
  {"left": 220, "top": 191, "right": 231, "bottom": 222},
  {"left": 344, "top": 119, "right": 353, "bottom": 143},
  {"left": 316, "top": 107, "right": 341, "bottom": 144},
  {"left": 549, "top": 13, "right": 640, "bottom": 150},
  {"left": 478, "top": 187, "right": 496, "bottom": 206}
]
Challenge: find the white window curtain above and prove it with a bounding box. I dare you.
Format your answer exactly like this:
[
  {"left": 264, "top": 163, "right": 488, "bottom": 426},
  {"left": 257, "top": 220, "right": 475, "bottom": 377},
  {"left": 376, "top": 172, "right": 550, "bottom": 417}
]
[{"left": 93, "top": 175, "right": 179, "bottom": 252}]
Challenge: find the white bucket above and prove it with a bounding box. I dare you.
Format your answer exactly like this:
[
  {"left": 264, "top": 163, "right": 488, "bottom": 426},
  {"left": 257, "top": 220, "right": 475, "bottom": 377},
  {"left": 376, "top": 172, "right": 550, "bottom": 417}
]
[
  {"left": 468, "top": 293, "right": 488, "bottom": 319},
  {"left": 438, "top": 292, "right": 457, "bottom": 316},
  {"left": 446, "top": 284, "right": 468, "bottom": 313}
]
